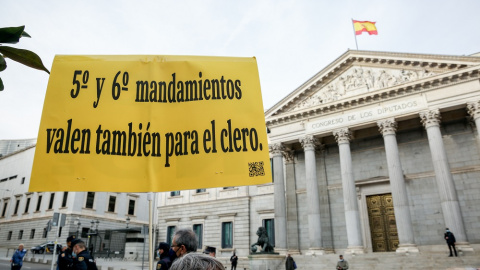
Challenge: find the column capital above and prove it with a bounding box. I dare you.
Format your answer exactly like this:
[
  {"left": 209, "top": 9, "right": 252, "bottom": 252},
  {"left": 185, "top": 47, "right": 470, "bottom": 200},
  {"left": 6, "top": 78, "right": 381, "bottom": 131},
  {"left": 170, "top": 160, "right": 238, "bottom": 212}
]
[
  {"left": 283, "top": 149, "right": 295, "bottom": 164},
  {"left": 300, "top": 135, "right": 319, "bottom": 151},
  {"left": 333, "top": 128, "right": 353, "bottom": 144},
  {"left": 269, "top": 143, "right": 285, "bottom": 157},
  {"left": 420, "top": 109, "right": 441, "bottom": 128},
  {"left": 467, "top": 100, "right": 480, "bottom": 120},
  {"left": 377, "top": 118, "right": 397, "bottom": 136}
]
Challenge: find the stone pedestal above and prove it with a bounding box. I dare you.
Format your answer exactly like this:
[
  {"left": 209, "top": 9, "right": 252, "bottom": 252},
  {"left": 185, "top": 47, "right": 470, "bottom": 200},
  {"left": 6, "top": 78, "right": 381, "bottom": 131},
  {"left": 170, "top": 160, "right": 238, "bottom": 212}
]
[{"left": 248, "top": 254, "right": 284, "bottom": 270}]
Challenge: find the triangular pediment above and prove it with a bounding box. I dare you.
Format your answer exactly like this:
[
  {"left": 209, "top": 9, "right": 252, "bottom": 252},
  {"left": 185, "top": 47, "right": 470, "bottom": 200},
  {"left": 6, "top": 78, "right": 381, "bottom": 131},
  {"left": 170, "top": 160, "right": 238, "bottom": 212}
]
[
  {"left": 291, "top": 65, "right": 436, "bottom": 112},
  {"left": 266, "top": 50, "right": 480, "bottom": 119}
]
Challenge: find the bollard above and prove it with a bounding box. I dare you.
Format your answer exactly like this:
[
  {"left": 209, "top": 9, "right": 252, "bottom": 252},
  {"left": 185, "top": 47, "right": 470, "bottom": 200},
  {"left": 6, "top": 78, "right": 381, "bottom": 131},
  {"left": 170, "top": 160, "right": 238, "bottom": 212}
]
[{"left": 108, "top": 267, "right": 114, "bottom": 270}]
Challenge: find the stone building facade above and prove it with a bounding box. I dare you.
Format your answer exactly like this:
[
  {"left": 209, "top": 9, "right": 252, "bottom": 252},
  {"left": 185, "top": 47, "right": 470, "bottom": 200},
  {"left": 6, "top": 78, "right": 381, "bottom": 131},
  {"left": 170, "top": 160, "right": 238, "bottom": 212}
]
[
  {"left": 0, "top": 144, "right": 149, "bottom": 258},
  {"left": 157, "top": 50, "right": 480, "bottom": 260},
  {"left": 266, "top": 50, "right": 480, "bottom": 255}
]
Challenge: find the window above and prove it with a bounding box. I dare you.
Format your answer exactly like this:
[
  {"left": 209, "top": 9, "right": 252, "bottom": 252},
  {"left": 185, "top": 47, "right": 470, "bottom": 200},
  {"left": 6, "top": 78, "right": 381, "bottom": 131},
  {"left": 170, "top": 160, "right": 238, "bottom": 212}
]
[
  {"left": 85, "top": 192, "right": 95, "bottom": 209},
  {"left": 30, "top": 229, "right": 35, "bottom": 239},
  {"left": 81, "top": 228, "right": 89, "bottom": 238},
  {"left": 61, "top": 192, "right": 68, "bottom": 207},
  {"left": 36, "top": 195, "right": 43, "bottom": 212},
  {"left": 21, "top": 177, "right": 25, "bottom": 184},
  {"left": 14, "top": 200, "right": 20, "bottom": 215},
  {"left": 7, "top": 231, "right": 12, "bottom": 240},
  {"left": 9, "top": 175, "right": 17, "bottom": 180},
  {"left": 24, "top": 198, "right": 30, "bottom": 213},
  {"left": 196, "top": 189, "right": 206, "bottom": 193},
  {"left": 108, "top": 196, "right": 116, "bottom": 212},
  {"left": 221, "top": 222, "right": 233, "bottom": 248},
  {"left": 128, "top": 199, "right": 135, "bottom": 215},
  {"left": 2, "top": 201, "right": 8, "bottom": 217},
  {"left": 48, "top": 193, "right": 55, "bottom": 209},
  {"left": 193, "top": 224, "right": 203, "bottom": 249},
  {"left": 18, "top": 230, "right": 23, "bottom": 240},
  {"left": 170, "top": 191, "right": 180, "bottom": 196},
  {"left": 167, "top": 226, "right": 176, "bottom": 245},
  {"left": 42, "top": 228, "right": 48, "bottom": 238},
  {"left": 263, "top": 219, "right": 275, "bottom": 247}
]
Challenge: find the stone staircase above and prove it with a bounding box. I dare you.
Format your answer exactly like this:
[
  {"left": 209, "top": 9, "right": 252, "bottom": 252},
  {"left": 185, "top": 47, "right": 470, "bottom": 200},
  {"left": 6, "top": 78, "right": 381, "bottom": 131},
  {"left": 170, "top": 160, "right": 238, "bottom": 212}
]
[
  {"left": 218, "top": 250, "right": 480, "bottom": 270},
  {"left": 284, "top": 252, "right": 479, "bottom": 270}
]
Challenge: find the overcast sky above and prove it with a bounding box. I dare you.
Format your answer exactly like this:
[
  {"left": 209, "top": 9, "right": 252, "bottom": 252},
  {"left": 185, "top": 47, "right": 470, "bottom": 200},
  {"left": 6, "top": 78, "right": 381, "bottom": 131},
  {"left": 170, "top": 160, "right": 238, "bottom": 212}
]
[{"left": 2, "top": 0, "right": 480, "bottom": 140}]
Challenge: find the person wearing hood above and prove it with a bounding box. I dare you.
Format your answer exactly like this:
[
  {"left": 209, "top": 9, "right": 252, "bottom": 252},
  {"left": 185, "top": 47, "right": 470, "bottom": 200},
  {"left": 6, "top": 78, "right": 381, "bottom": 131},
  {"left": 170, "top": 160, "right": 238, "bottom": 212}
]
[{"left": 157, "top": 242, "right": 173, "bottom": 270}]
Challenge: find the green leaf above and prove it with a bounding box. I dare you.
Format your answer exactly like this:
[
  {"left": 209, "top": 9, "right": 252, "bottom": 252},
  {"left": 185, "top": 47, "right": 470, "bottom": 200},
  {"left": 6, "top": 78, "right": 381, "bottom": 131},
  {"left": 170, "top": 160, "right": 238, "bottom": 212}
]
[
  {"left": 0, "top": 55, "right": 6, "bottom": 71},
  {"left": 0, "top": 77, "right": 4, "bottom": 91},
  {"left": 22, "top": 31, "right": 31, "bottom": 38},
  {"left": 0, "top": 46, "right": 49, "bottom": 74},
  {"left": 0, "top": 26, "right": 27, "bottom": 44}
]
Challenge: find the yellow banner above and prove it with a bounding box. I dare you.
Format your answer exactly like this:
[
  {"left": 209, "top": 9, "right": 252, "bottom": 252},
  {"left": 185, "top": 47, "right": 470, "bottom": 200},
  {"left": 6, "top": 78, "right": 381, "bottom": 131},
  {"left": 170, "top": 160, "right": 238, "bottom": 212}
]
[{"left": 30, "top": 55, "right": 272, "bottom": 192}]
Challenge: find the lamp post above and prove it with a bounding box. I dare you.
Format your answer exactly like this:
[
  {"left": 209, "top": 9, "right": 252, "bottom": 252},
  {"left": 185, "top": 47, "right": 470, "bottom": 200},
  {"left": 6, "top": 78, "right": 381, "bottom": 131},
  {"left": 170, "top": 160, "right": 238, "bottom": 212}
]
[
  {"left": 87, "top": 219, "right": 100, "bottom": 256},
  {"left": 76, "top": 217, "right": 81, "bottom": 238}
]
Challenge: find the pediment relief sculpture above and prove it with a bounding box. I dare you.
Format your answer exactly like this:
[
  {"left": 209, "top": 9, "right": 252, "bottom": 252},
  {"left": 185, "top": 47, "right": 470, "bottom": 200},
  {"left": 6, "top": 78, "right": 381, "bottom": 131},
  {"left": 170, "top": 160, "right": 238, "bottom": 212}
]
[{"left": 292, "top": 67, "right": 436, "bottom": 111}]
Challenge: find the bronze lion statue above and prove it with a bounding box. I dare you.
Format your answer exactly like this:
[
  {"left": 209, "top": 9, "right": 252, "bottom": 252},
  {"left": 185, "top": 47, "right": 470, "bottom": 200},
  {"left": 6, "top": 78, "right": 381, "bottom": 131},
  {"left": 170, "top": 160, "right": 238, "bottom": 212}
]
[{"left": 251, "top": 226, "right": 274, "bottom": 253}]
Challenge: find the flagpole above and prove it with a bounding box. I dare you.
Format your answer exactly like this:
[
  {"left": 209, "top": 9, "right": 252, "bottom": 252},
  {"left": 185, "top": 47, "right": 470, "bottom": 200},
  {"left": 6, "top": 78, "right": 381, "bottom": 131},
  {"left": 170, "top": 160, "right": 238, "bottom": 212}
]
[{"left": 351, "top": 19, "right": 359, "bottom": 50}]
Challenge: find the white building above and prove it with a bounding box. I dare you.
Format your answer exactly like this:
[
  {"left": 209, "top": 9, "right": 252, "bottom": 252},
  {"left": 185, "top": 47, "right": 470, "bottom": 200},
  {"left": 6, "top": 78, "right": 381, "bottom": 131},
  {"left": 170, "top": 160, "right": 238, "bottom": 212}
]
[{"left": 0, "top": 142, "right": 149, "bottom": 259}]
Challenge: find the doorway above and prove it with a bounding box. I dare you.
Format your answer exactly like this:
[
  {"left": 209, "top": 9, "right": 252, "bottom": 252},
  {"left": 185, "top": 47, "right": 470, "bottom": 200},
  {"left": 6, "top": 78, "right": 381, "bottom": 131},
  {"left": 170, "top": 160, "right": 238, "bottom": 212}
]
[{"left": 366, "top": 193, "right": 399, "bottom": 252}]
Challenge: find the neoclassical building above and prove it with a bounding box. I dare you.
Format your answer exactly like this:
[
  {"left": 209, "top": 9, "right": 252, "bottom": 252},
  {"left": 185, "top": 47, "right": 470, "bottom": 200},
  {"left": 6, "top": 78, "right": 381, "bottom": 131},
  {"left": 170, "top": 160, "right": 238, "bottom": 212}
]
[
  {"left": 266, "top": 50, "right": 480, "bottom": 255},
  {"left": 156, "top": 50, "right": 480, "bottom": 263}
]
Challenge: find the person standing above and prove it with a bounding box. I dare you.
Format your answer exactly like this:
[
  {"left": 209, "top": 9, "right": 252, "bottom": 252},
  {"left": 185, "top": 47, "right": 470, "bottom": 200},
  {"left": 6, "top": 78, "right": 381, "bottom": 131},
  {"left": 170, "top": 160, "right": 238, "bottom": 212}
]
[
  {"left": 10, "top": 243, "right": 27, "bottom": 270},
  {"left": 444, "top": 228, "right": 458, "bottom": 257},
  {"left": 285, "top": 254, "right": 296, "bottom": 270},
  {"left": 156, "top": 242, "right": 172, "bottom": 270},
  {"left": 230, "top": 251, "right": 238, "bottom": 270},
  {"left": 58, "top": 235, "right": 76, "bottom": 269},
  {"left": 336, "top": 255, "right": 349, "bottom": 270},
  {"left": 71, "top": 239, "right": 98, "bottom": 270}
]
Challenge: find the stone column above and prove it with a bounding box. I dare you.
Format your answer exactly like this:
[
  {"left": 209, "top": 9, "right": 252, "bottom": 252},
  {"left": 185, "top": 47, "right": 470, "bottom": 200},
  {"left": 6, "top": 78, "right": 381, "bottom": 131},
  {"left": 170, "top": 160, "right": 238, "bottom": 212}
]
[
  {"left": 467, "top": 101, "right": 480, "bottom": 137},
  {"left": 300, "top": 135, "right": 324, "bottom": 254},
  {"left": 333, "top": 128, "right": 364, "bottom": 254},
  {"left": 377, "top": 118, "right": 418, "bottom": 253},
  {"left": 284, "top": 149, "right": 300, "bottom": 254},
  {"left": 269, "top": 143, "right": 287, "bottom": 252},
  {"left": 419, "top": 110, "right": 472, "bottom": 251}
]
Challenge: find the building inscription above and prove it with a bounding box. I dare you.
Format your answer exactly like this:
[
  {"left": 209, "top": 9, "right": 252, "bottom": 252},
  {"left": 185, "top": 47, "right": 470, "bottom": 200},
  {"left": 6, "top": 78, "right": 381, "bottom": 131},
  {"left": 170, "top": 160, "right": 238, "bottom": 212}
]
[{"left": 307, "top": 96, "right": 426, "bottom": 133}]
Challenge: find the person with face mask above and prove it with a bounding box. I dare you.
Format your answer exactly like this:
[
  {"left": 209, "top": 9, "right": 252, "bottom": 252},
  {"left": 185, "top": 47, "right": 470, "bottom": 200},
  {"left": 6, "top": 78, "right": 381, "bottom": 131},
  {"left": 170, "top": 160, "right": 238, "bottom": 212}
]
[
  {"left": 444, "top": 228, "right": 458, "bottom": 257},
  {"left": 156, "top": 242, "right": 173, "bottom": 270},
  {"left": 336, "top": 255, "right": 349, "bottom": 270},
  {"left": 71, "top": 239, "right": 98, "bottom": 270}
]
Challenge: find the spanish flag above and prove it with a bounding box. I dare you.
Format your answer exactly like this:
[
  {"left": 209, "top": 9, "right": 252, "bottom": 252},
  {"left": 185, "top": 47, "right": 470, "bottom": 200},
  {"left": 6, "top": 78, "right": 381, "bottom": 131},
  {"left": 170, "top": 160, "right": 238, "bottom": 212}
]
[{"left": 353, "top": 20, "right": 378, "bottom": 35}]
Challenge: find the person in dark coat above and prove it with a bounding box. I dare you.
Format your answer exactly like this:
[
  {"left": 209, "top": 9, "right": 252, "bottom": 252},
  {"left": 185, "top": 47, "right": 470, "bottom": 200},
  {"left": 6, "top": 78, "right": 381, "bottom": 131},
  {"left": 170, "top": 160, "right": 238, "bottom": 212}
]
[
  {"left": 230, "top": 251, "right": 238, "bottom": 270},
  {"left": 285, "top": 254, "right": 295, "bottom": 270},
  {"left": 58, "top": 235, "right": 76, "bottom": 269},
  {"left": 444, "top": 228, "right": 457, "bottom": 257},
  {"left": 71, "top": 239, "right": 98, "bottom": 270},
  {"left": 156, "top": 242, "right": 172, "bottom": 270}
]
